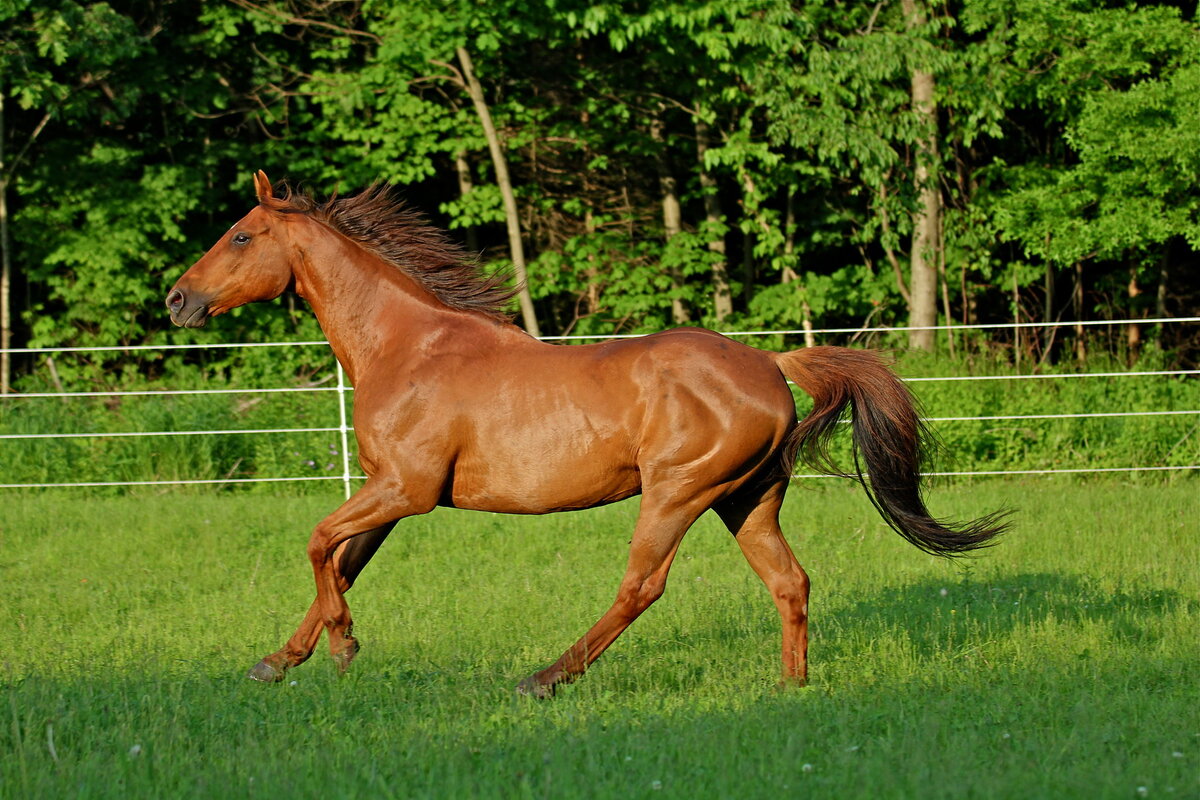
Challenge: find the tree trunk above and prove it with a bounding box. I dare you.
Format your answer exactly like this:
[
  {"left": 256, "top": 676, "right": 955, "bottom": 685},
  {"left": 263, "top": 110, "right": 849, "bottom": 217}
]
[
  {"left": 1012, "top": 271, "right": 1021, "bottom": 372},
  {"left": 453, "top": 151, "right": 480, "bottom": 255},
  {"left": 1126, "top": 266, "right": 1141, "bottom": 362},
  {"left": 782, "top": 190, "right": 814, "bottom": 348},
  {"left": 1073, "top": 261, "right": 1086, "bottom": 364},
  {"left": 738, "top": 168, "right": 770, "bottom": 309},
  {"left": 1042, "top": 261, "right": 1055, "bottom": 360},
  {"left": 1, "top": 92, "right": 11, "bottom": 394},
  {"left": 456, "top": 46, "right": 540, "bottom": 337},
  {"left": 938, "top": 213, "right": 955, "bottom": 358},
  {"left": 693, "top": 118, "right": 732, "bottom": 322},
  {"left": 877, "top": 183, "right": 911, "bottom": 305},
  {"left": 1156, "top": 248, "right": 1168, "bottom": 319},
  {"left": 580, "top": 110, "right": 600, "bottom": 318},
  {"left": 1, "top": 180, "right": 9, "bottom": 396},
  {"left": 651, "top": 115, "right": 689, "bottom": 324},
  {"left": 903, "top": 0, "right": 939, "bottom": 352},
  {"left": 742, "top": 231, "right": 755, "bottom": 306},
  {"left": 583, "top": 208, "right": 599, "bottom": 316}
]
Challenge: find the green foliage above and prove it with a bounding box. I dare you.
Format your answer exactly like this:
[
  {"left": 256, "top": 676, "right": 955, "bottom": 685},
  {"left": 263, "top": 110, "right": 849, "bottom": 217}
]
[
  {"left": 2, "top": 0, "right": 1199, "bottom": 382},
  {"left": 21, "top": 160, "right": 204, "bottom": 349},
  {"left": 987, "top": 3, "right": 1200, "bottom": 267}
]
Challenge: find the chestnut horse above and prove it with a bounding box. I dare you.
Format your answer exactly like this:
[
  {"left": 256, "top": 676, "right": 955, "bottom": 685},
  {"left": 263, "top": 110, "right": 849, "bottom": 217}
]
[{"left": 167, "top": 172, "right": 1006, "bottom": 697}]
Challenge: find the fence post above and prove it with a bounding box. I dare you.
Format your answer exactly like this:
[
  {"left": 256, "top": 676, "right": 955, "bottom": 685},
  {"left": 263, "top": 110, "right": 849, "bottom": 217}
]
[{"left": 335, "top": 361, "right": 352, "bottom": 500}]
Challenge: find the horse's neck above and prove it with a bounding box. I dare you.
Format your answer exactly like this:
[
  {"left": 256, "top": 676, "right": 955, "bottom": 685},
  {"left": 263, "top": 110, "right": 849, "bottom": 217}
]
[{"left": 293, "top": 232, "right": 448, "bottom": 383}]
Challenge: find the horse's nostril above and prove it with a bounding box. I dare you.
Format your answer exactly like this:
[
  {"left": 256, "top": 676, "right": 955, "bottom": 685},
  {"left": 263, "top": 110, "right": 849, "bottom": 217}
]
[{"left": 166, "top": 289, "right": 184, "bottom": 313}]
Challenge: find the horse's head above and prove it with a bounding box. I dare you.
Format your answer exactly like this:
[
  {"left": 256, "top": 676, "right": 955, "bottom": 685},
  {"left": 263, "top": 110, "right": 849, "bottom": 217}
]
[{"left": 166, "top": 171, "right": 297, "bottom": 328}]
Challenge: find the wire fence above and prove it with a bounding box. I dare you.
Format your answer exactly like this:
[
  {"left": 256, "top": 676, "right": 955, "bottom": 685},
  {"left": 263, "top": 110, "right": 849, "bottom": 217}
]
[{"left": 1, "top": 318, "right": 1196, "bottom": 492}]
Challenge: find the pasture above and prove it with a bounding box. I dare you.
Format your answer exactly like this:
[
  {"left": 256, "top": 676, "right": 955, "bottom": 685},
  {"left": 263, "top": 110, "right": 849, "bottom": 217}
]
[{"left": 1, "top": 479, "right": 1195, "bottom": 798}]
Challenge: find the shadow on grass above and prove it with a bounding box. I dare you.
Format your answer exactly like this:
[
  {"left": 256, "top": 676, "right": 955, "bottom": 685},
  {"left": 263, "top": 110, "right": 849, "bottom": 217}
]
[
  {"left": 683, "top": 568, "right": 1192, "bottom": 645},
  {"left": 583, "top": 568, "right": 1198, "bottom": 694},
  {"left": 821, "top": 570, "right": 1195, "bottom": 656}
]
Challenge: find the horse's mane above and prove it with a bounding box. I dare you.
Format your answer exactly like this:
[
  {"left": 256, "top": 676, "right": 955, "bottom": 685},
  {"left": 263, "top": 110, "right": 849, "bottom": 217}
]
[{"left": 262, "top": 182, "right": 517, "bottom": 322}]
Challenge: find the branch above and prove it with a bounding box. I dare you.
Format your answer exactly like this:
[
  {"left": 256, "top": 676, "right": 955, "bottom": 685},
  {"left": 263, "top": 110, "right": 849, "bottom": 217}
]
[
  {"left": 227, "top": 0, "right": 380, "bottom": 42},
  {"left": 426, "top": 59, "right": 465, "bottom": 89},
  {"left": 644, "top": 93, "right": 702, "bottom": 119},
  {"left": 2, "top": 110, "right": 51, "bottom": 183},
  {"left": 860, "top": 2, "right": 885, "bottom": 35},
  {"left": 876, "top": 181, "right": 912, "bottom": 304}
]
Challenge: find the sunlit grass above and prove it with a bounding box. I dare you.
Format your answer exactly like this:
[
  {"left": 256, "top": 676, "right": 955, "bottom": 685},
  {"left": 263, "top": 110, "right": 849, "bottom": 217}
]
[{"left": 1, "top": 480, "right": 1195, "bottom": 798}]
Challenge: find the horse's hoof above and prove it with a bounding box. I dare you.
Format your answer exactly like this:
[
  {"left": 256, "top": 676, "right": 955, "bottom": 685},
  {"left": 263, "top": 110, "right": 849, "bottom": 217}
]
[
  {"left": 247, "top": 659, "right": 287, "bottom": 683},
  {"left": 515, "top": 676, "right": 556, "bottom": 700},
  {"left": 331, "top": 639, "right": 360, "bottom": 675}
]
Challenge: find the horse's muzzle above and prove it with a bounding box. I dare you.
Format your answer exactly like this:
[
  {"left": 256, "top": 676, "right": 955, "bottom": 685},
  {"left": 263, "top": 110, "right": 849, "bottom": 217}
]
[{"left": 166, "top": 288, "right": 210, "bottom": 328}]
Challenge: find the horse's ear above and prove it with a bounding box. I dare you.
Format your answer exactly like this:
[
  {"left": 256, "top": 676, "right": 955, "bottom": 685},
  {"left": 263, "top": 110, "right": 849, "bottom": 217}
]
[{"left": 253, "top": 171, "right": 274, "bottom": 204}]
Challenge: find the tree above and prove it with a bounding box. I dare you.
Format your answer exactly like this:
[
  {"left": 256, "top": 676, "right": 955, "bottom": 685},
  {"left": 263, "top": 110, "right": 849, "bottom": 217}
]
[
  {"left": 902, "top": 0, "right": 941, "bottom": 351},
  {"left": 453, "top": 46, "right": 540, "bottom": 336},
  {"left": 986, "top": 0, "right": 1200, "bottom": 360},
  {"left": 1, "top": 0, "right": 149, "bottom": 386},
  {"left": 2, "top": 0, "right": 1198, "bottom": 386}
]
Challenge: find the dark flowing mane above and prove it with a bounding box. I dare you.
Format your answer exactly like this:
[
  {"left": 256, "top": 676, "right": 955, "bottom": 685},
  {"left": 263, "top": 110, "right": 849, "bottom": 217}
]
[{"left": 262, "top": 181, "right": 517, "bottom": 321}]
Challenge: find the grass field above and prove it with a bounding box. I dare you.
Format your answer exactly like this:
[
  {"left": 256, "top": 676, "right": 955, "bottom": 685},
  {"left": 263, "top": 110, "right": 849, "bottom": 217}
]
[{"left": 1, "top": 480, "right": 1196, "bottom": 798}]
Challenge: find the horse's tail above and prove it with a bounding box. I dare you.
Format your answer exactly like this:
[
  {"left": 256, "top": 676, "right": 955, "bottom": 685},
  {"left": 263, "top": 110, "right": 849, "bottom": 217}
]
[{"left": 772, "top": 346, "right": 1009, "bottom": 557}]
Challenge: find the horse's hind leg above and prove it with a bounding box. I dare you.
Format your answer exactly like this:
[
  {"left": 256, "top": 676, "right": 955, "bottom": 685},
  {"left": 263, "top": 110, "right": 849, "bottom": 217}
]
[
  {"left": 716, "top": 481, "right": 810, "bottom": 686},
  {"left": 248, "top": 520, "right": 396, "bottom": 682},
  {"left": 515, "top": 492, "right": 712, "bottom": 698}
]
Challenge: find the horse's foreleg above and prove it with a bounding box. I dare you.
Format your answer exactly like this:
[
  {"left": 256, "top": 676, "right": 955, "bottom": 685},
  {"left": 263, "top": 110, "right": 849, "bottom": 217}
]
[
  {"left": 516, "top": 495, "right": 707, "bottom": 698},
  {"left": 248, "top": 522, "right": 396, "bottom": 682},
  {"left": 249, "top": 479, "right": 408, "bottom": 681}
]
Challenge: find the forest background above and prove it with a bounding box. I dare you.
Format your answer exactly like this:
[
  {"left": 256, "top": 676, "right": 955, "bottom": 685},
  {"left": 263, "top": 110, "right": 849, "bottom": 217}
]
[{"left": 1, "top": 0, "right": 1199, "bottom": 394}]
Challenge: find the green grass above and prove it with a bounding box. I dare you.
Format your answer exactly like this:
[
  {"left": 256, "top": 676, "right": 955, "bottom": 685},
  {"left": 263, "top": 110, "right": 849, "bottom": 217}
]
[{"left": 1, "top": 480, "right": 1196, "bottom": 798}]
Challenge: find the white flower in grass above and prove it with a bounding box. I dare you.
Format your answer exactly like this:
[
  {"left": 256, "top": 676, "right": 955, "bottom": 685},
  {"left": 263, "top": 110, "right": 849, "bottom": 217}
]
[
  {"left": 129, "top": 744, "right": 142, "bottom": 757},
  {"left": 650, "top": 780, "right": 662, "bottom": 790},
  {"left": 801, "top": 763, "right": 813, "bottom": 773},
  {"left": 1136, "top": 787, "right": 1149, "bottom": 797}
]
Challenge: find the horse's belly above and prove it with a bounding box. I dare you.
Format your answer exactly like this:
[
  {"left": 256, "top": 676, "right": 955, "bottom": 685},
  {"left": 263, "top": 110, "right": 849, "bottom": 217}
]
[{"left": 444, "top": 443, "right": 641, "bottom": 514}]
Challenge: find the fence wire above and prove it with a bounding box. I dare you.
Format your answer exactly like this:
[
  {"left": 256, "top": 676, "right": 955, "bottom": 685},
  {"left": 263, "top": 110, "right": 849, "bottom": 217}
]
[{"left": 1, "top": 318, "right": 1195, "bottom": 490}]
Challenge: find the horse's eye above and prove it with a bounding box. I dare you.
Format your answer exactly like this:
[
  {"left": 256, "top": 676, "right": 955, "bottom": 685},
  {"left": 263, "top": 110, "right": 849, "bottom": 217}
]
[{"left": 232, "top": 232, "right": 252, "bottom": 246}]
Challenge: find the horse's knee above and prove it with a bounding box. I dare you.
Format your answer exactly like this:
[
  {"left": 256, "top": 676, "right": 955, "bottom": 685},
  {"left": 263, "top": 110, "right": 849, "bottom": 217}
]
[{"left": 306, "top": 529, "right": 333, "bottom": 566}]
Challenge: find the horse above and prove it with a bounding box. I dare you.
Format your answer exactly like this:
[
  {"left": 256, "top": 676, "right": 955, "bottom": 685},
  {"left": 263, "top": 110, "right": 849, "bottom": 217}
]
[{"left": 166, "top": 171, "right": 1008, "bottom": 697}]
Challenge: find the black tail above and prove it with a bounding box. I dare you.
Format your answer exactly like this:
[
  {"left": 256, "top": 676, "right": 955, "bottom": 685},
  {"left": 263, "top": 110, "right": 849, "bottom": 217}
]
[{"left": 773, "top": 346, "right": 1010, "bottom": 557}]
